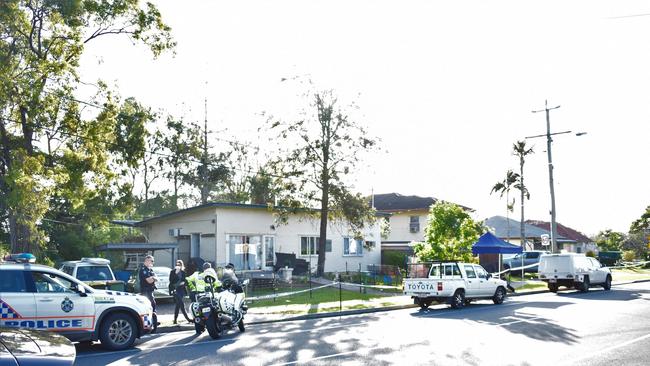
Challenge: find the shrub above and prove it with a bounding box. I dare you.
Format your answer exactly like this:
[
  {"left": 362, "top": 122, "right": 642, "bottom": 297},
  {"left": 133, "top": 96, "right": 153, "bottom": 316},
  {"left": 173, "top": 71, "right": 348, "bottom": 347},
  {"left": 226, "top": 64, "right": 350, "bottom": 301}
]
[
  {"left": 586, "top": 250, "right": 596, "bottom": 258},
  {"left": 383, "top": 250, "right": 407, "bottom": 269},
  {"left": 622, "top": 250, "right": 636, "bottom": 262}
]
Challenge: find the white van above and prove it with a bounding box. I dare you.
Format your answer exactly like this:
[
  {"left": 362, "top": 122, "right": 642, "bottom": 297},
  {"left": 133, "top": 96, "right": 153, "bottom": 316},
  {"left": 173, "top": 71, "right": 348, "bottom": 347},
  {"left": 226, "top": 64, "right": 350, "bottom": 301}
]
[{"left": 538, "top": 253, "right": 612, "bottom": 293}]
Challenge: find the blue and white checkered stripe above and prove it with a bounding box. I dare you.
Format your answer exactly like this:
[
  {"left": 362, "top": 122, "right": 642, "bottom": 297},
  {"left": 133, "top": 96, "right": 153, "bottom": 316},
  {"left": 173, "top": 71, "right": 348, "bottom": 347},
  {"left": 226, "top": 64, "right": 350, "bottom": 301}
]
[{"left": 0, "top": 300, "right": 21, "bottom": 319}]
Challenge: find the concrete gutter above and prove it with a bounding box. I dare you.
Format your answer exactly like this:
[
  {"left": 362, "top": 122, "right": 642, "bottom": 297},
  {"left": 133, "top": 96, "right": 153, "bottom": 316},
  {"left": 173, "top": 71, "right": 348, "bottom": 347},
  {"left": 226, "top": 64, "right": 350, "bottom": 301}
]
[{"left": 154, "top": 278, "right": 650, "bottom": 334}]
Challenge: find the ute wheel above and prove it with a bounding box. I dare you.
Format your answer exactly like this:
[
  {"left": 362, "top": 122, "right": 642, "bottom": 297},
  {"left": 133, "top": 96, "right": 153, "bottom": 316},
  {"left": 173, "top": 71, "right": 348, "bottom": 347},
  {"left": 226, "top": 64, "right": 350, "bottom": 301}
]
[
  {"left": 493, "top": 287, "right": 506, "bottom": 304},
  {"left": 603, "top": 275, "right": 612, "bottom": 290},
  {"left": 418, "top": 298, "right": 432, "bottom": 309},
  {"left": 99, "top": 313, "right": 137, "bottom": 351},
  {"left": 238, "top": 318, "right": 245, "bottom": 332},
  {"left": 450, "top": 290, "right": 465, "bottom": 309},
  {"left": 206, "top": 313, "right": 222, "bottom": 339},
  {"left": 579, "top": 276, "right": 590, "bottom": 293},
  {"left": 548, "top": 283, "right": 558, "bottom": 293}
]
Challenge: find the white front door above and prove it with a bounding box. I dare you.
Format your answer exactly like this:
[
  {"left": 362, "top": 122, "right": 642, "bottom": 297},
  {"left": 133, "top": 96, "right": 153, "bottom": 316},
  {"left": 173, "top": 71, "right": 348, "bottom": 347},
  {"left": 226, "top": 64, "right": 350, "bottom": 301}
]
[
  {"left": 462, "top": 265, "right": 481, "bottom": 297},
  {"left": 30, "top": 271, "right": 96, "bottom": 332},
  {"left": 474, "top": 265, "right": 497, "bottom": 296},
  {"left": 0, "top": 269, "right": 36, "bottom": 328},
  {"left": 263, "top": 236, "right": 276, "bottom": 270}
]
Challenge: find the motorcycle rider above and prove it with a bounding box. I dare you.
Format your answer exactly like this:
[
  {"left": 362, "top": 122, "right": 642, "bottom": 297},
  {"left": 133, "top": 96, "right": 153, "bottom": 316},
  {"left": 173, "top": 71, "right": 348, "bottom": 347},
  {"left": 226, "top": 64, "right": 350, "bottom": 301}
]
[
  {"left": 222, "top": 263, "right": 243, "bottom": 294},
  {"left": 187, "top": 262, "right": 213, "bottom": 302}
]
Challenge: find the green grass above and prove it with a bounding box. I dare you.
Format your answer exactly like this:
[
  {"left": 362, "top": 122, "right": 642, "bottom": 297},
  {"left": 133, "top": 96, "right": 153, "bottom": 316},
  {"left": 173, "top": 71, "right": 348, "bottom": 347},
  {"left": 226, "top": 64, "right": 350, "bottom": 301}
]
[
  {"left": 514, "top": 282, "right": 548, "bottom": 291},
  {"left": 247, "top": 286, "right": 384, "bottom": 308}
]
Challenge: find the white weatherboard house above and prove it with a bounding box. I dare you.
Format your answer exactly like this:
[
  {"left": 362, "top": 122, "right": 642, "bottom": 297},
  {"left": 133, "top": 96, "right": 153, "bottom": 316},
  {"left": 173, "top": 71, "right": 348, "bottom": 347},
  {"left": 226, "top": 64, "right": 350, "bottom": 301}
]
[{"left": 122, "top": 202, "right": 382, "bottom": 273}]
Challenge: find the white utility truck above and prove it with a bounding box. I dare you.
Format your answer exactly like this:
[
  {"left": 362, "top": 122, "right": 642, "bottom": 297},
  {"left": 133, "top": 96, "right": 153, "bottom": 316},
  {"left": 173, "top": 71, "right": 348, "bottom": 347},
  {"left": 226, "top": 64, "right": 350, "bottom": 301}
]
[
  {"left": 538, "top": 253, "right": 612, "bottom": 293},
  {"left": 403, "top": 261, "right": 509, "bottom": 309}
]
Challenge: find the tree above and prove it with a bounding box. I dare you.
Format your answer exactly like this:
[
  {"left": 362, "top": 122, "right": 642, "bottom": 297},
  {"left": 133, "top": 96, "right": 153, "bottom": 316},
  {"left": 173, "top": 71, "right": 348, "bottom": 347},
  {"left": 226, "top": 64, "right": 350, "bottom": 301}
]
[
  {"left": 593, "top": 229, "right": 625, "bottom": 252},
  {"left": 490, "top": 169, "right": 520, "bottom": 242},
  {"left": 630, "top": 206, "right": 650, "bottom": 234},
  {"left": 0, "top": 0, "right": 173, "bottom": 254},
  {"left": 268, "top": 90, "right": 377, "bottom": 276},
  {"left": 512, "top": 141, "right": 533, "bottom": 247},
  {"left": 157, "top": 116, "right": 202, "bottom": 210},
  {"left": 621, "top": 232, "right": 648, "bottom": 259},
  {"left": 413, "top": 202, "right": 485, "bottom": 262}
]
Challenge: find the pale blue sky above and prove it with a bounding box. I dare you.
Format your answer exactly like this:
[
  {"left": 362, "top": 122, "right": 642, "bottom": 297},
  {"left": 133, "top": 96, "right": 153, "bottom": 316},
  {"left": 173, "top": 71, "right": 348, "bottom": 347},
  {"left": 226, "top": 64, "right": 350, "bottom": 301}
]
[{"left": 78, "top": 0, "right": 650, "bottom": 236}]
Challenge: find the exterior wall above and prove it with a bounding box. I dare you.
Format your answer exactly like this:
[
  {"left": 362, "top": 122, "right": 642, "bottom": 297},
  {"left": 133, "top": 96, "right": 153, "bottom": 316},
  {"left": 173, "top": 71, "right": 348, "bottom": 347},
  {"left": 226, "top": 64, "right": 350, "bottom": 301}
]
[
  {"left": 140, "top": 206, "right": 381, "bottom": 273},
  {"left": 384, "top": 210, "right": 429, "bottom": 243}
]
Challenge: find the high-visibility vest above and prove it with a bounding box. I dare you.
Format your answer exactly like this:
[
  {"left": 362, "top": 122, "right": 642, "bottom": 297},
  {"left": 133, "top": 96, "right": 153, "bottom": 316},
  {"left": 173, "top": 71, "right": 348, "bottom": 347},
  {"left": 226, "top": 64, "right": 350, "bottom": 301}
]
[{"left": 187, "top": 271, "right": 220, "bottom": 292}]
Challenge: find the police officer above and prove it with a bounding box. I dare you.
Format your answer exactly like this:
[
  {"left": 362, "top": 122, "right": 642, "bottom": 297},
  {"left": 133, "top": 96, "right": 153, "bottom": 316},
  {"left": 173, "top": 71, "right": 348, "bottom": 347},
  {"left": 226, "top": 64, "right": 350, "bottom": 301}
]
[
  {"left": 139, "top": 255, "right": 160, "bottom": 328},
  {"left": 187, "top": 262, "right": 212, "bottom": 302},
  {"left": 222, "top": 263, "right": 242, "bottom": 293}
]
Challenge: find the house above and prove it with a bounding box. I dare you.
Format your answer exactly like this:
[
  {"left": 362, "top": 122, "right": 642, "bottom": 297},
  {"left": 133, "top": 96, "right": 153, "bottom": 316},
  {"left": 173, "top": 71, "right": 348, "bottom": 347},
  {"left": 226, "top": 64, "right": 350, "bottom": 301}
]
[
  {"left": 109, "top": 202, "right": 381, "bottom": 273},
  {"left": 372, "top": 193, "right": 472, "bottom": 261},
  {"left": 525, "top": 220, "right": 597, "bottom": 254},
  {"left": 484, "top": 216, "right": 576, "bottom": 250}
]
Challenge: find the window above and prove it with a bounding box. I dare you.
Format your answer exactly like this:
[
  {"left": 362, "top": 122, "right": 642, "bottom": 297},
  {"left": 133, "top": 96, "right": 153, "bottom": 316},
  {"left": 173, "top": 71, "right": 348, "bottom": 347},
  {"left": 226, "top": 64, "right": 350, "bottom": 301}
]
[
  {"left": 301, "top": 237, "right": 332, "bottom": 255},
  {"left": 365, "top": 241, "right": 376, "bottom": 250},
  {"left": 409, "top": 216, "right": 420, "bottom": 233},
  {"left": 61, "top": 266, "right": 74, "bottom": 276},
  {"left": 0, "top": 270, "right": 28, "bottom": 293},
  {"left": 528, "top": 252, "right": 540, "bottom": 259},
  {"left": 464, "top": 265, "right": 477, "bottom": 278},
  {"left": 343, "top": 238, "right": 363, "bottom": 256},
  {"left": 430, "top": 265, "right": 440, "bottom": 277},
  {"left": 76, "top": 266, "right": 112, "bottom": 281},
  {"left": 31, "top": 272, "right": 75, "bottom": 293},
  {"left": 475, "top": 266, "right": 488, "bottom": 279}
]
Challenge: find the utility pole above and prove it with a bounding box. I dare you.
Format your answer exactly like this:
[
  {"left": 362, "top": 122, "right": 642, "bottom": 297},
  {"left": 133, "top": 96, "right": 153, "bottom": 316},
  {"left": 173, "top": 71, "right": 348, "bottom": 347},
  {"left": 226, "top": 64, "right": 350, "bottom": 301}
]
[
  {"left": 201, "top": 95, "right": 209, "bottom": 204},
  {"left": 531, "top": 100, "right": 560, "bottom": 253}
]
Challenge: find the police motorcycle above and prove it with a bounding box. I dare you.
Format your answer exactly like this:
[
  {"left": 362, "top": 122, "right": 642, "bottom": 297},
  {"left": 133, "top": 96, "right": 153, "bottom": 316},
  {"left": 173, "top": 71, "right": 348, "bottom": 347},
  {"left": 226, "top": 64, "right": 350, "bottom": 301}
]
[{"left": 190, "top": 268, "right": 249, "bottom": 339}]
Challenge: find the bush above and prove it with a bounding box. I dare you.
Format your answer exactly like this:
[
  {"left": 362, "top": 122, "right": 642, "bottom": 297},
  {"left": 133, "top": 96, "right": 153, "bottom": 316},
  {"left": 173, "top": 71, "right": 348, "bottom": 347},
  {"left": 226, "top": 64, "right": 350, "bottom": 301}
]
[
  {"left": 586, "top": 250, "right": 596, "bottom": 258},
  {"left": 382, "top": 250, "right": 407, "bottom": 269},
  {"left": 622, "top": 250, "right": 636, "bottom": 262}
]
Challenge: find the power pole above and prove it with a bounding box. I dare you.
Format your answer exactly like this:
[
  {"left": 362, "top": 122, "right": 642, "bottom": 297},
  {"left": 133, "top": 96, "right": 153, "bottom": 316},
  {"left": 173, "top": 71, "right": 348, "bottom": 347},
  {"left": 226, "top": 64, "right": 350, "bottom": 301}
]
[
  {"left": 201, "top": 95, "right": 209, "bottom": 204},
  {"left": 532, "top": 100, "right": 560, "bottom": 253}
]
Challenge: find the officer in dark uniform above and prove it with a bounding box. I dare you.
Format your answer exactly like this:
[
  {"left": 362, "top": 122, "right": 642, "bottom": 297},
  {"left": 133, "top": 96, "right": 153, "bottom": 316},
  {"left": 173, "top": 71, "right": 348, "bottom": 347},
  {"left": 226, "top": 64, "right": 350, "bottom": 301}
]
[{"left": 139, "top": 255, "right": 158, "bottom": 314}]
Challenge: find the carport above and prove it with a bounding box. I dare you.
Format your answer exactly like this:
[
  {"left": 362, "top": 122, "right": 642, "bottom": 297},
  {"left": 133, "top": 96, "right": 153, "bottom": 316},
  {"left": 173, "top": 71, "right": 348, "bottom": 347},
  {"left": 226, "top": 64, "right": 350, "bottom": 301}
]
[
  {"left": 95, "top": 242, "right": 178, "bottom": 270},
  {"left": 472, "top": 232, "right": 522, "bottom": 274}
]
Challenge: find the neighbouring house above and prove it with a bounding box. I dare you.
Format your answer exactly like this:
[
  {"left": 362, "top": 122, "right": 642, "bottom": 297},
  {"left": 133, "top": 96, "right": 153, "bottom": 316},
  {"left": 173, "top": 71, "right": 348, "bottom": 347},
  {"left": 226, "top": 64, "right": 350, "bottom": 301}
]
[
  {"left": 108, "top": 202, "right": 382, "bottom": 273},
  {"left": 525, "top": 220, "right": 597, "bottom": 254},
  {"left": 484, "top": 216, "right": 576, "bottom": 251},
  {"left": 373, "top": 193, "right": 473, "bottom": 263}
]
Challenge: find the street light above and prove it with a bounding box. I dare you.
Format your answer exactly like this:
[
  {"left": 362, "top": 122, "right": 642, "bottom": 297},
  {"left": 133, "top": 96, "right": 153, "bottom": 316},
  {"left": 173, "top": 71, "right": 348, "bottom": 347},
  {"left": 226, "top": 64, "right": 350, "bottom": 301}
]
[{"left": 527, "top": 100, "right": 586, "bottom": 253}]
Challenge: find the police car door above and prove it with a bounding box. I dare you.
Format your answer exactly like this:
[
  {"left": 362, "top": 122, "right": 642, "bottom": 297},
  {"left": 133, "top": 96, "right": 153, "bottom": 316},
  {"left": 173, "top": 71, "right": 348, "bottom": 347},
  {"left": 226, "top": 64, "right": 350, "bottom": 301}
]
[
  {"left": 30, "top": 271, "right": 95, "bottom": 332},
  {"left": 0, "top": 269, "right": 36, "bottom": 328}
]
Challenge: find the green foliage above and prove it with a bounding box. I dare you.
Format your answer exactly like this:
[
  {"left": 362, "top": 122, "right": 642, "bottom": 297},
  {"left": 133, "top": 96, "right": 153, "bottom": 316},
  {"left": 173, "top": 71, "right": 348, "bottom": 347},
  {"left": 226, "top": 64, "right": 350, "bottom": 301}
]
[
  {"left": 382, "top": 250, "right": 407, "bottom": 269},
  {"left": 491, "top": 170, "right": 519, "bottom": 214},
  {"left": 630, "top": 206, "right": 650, "bottom": 233},
  {"left": 593, "top": 229, "right": 625, "bottom": 252},
  {"left": 585, "top": 250, "right": 596, "bottom": 258},
  {"left": 0, "top": 0, "right": 173, "bottom": 259},
  {"left": 620, "top": 232, "right": 648, "bottom": 260},
  {"left": 622, "top": 250, "right": 636, "bottom": 262},
  {"left": 413, "top": 202, "right": 485, "bottom": 262}
]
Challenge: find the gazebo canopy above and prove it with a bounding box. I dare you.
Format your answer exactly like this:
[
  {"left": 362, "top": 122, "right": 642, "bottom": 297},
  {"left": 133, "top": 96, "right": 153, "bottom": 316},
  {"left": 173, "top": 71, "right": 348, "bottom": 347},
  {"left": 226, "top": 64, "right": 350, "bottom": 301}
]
[{"left": 472, "top": 232, "right": 523, "bottom": 255}]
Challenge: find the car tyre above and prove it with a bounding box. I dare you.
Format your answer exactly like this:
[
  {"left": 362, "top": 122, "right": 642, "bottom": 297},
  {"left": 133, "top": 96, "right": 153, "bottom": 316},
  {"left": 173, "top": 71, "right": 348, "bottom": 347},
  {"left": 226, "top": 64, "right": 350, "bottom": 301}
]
[
  {"left": 603, "top": 275, "right": 612, "bottom": 291},
  {"left": 548, "top": 283, "right": 558, "bottom": 293},
  {"left": 493, "top": 286, "right": 506, "bottom": 304},
  {"left": 206, "top": 313, "right": 221, "bottom": 339},
  {"left": 99, "top": 313, "right": 137, "bottom": 351},
  {"left": 579, "top": 276, "right": 590, "bottom": 293},
  {"left": 450, "top": 290, "right": 465, "bottom": 309}
]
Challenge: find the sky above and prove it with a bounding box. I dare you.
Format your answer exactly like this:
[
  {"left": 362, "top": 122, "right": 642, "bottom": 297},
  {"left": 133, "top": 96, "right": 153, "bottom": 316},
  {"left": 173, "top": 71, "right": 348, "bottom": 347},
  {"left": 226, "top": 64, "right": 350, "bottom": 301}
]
[{"left": 77, "top": 0, "right": 650, "bottom": 237}]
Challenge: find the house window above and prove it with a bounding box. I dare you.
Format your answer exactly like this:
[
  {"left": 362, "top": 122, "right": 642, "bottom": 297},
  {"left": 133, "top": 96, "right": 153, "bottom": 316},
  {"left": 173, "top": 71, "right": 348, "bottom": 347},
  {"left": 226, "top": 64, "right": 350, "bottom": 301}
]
[
  {"left": 409, "top": 216, "right": 420, "bottom": 233},
  {"left": 300, "top": 237, "right": 332, "bottom": 255},
  {"left": 344, "top": 238, "right": 363, "bottom": 256}
]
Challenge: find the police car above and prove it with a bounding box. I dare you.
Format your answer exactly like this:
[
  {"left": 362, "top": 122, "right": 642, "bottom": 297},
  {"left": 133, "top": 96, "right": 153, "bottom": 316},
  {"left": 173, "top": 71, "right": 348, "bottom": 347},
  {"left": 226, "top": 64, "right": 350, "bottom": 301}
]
[{"left": 0, "top": 253, "right": 154, "bottom": 350}]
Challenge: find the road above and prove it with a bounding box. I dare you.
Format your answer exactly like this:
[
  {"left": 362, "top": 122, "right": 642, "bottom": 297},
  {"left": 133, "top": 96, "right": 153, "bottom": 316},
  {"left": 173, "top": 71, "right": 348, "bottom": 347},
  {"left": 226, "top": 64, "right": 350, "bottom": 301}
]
[{"left": 74, "top": 281, "right": 650, "bottom": 366}]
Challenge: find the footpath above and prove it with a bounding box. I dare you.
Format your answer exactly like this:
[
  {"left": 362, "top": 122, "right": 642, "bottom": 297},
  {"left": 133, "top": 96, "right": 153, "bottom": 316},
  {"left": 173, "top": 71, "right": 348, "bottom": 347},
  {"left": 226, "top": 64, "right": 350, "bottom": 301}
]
[{"left": 154, "top": 276, "right": 650, "bottom": 334}]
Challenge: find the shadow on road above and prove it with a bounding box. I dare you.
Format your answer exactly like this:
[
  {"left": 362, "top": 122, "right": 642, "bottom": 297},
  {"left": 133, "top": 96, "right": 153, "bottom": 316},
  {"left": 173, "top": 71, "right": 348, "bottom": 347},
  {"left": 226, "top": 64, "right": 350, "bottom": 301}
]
[
  {"left": 554, "top": 287, "right": 650, "bottom": 302},
  {"left": 410, "top": 300, "right": 579, "bottom": 344}
]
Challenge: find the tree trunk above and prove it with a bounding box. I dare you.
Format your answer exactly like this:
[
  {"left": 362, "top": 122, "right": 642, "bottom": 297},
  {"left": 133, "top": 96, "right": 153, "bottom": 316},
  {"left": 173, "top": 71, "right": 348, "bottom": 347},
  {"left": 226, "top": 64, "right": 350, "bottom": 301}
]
[{"left": 317, "top": 179, "right": 329, "bottom": 277}]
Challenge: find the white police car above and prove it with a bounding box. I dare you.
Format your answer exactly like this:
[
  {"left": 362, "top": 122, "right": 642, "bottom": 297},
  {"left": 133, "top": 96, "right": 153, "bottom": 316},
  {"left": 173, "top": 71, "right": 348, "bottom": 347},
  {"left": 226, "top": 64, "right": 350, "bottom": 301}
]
[{"left": 0, "top": 253, "right": 154, "bottom": 350}]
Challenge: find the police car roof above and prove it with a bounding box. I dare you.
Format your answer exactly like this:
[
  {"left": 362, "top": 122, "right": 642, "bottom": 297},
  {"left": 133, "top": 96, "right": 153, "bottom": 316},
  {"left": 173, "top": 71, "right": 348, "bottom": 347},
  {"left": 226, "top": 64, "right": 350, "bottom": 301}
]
[
  {"left": 61, "top": 258, "right": 111, "bottom": 266},
  {"left": 0, "top": 262, "right": 60, "bottom": 271}
]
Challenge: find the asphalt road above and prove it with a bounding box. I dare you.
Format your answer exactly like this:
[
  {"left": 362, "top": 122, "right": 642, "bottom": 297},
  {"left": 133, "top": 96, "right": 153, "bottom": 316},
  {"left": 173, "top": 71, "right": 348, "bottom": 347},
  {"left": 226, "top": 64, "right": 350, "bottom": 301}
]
[{"left": 74, "top": 281, "right": 650, "bottom": 366}]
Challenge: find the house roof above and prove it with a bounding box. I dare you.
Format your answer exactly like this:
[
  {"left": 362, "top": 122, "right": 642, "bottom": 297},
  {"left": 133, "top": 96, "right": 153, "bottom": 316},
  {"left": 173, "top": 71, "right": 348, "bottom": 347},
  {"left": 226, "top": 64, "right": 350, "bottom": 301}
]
[
  {"left": 372, "top": 193, "right": 473, "bottom": 212},
  {"left": 525, "top": 220, "right": 592, "bottom": 243},
  {"left": 484, "top": 216, "right": 575, "bottom": 243},
  {"left": 123, "top": 201, "right": 390, "bottom": 227}
]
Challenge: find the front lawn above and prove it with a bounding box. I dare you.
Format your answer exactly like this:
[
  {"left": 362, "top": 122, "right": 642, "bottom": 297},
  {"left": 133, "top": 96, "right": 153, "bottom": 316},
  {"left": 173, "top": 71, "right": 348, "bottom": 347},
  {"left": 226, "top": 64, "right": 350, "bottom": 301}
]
[{"left": 247, "top": 286, "right": 385, "bottom": 308}]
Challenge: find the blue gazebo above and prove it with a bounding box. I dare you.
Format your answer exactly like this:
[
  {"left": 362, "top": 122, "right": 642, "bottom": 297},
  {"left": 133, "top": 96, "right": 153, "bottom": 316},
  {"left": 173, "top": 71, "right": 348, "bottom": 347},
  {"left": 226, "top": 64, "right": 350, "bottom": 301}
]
[{"left": 472, "top": 232, "right": 522, "bottom": 274}]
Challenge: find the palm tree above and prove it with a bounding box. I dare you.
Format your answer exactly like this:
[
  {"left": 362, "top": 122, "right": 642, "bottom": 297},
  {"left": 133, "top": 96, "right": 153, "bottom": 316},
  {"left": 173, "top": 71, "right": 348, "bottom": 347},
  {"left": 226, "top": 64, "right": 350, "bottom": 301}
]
[
  {"left": 491, "top": 170, "right": 520, "bottom": 242},
  {"left": 512, "top": 141, "right": 534, "bottom": 249}
]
